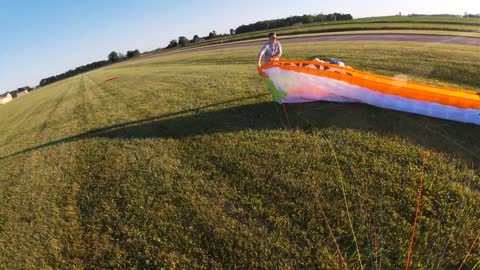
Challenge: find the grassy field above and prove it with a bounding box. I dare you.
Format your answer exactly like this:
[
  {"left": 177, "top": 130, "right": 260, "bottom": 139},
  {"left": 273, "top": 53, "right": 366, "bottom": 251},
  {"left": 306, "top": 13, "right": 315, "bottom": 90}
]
[
  {"left": 1, "top": 40, "right": 480, "bottom": 269},
  {"left": 147, "top": 16, "right": 480, "bottom": 54},
  {"left": 351, "top": 15, "right": 480, "bottom": 24}
]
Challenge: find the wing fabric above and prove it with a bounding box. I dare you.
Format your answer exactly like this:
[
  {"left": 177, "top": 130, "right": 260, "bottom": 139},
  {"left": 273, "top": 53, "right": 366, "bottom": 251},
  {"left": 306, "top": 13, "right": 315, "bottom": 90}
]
[{"left": 259, "top": 60, "right": 480, "bottom": 125}]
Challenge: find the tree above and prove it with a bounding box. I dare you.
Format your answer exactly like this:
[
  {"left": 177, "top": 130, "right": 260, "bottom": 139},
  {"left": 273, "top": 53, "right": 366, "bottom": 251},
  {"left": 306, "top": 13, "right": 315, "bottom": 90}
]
[
  {"left": 192, "top": 35, "right": 200, "bottom": 42},
  {"left": 108, "top": 51, "right": 119, "bottom": 62},
  {"left": 235, "top": 24, "right": 252, "bottom": 34},
  {"left": 301, "top": 15, "right": 315, "bottom": 24},
  {"left": 314, "top": 14, "right": 328, "bottom": 22},
  {"left": 126, "top": 49, "right": 140, "bottom": 58},
  {"left": 178, "top": 36, "right": 189, "bottom": 47},
  {"left": 253, "top": 21, "right": 269, "bottom": 31},
  {"left": 167, "top": 39, "right": 178, "bottom": 48},
  {"left": 208, "top": 30, "right": 217, "bottom": 39},
  {"left": 230, "top": 29, "right": 235, "bottom": 35}
]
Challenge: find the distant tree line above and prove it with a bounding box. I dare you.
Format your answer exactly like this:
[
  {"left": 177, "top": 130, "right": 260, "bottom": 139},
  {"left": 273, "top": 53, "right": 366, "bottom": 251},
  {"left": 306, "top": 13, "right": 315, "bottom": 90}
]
[
  {"left": 166, "top": 13, "right": 352, "bottom": 48},
  {"left": 126, "top": 50, "right": 141, "bottom": 58},
  {"left": 463, "top": 13, "right": 480, "bottom": 18},
  {"left": 39, "top": 49, "right": 141, "bottom": 87},
  {"left": 166, "top": 30, "right": 232, "bottom": 48},
  {"left": 39, "top": 60, "right": 111, "bottom": 87},
  {"left": 234, "top": 13, "right": 353, "bottom": 34}
]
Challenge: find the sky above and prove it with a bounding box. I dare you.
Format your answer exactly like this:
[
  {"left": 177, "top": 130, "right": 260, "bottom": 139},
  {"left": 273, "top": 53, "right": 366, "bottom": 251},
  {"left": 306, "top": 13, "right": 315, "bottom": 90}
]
[{"left": 0, "top": 0, "right": 479, "bottom": 93}]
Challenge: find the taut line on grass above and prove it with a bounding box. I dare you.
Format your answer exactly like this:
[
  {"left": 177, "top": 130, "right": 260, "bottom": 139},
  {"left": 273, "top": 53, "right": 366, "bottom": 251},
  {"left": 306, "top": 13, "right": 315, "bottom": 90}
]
[
  {"left": 322, "top": 123, "right": 364, "bottom": 270},
  {"left": 435, "top": 178, "right": 470, "bottom": 270},
  {"left": 458, "top": 233, "right": 480, "bottom": 270},
  {"left": 350, "top": 166, "right": 376, "bottom": 270},
  {"left": 271, "top": 103, "right": 289, "bottom": 129},
  {"left": 313, "top": 190, "right": 349, "bottom": 270},
  {"left": 405, "top": 151, "right": 428, "bottom": 270},
  {"left": 379, "top": 184, "right": 385, "bottom": 270},
  {"left": 424, "top": 190, "right": 451, "bottom": 270},
  {"left": 290, "top": 106, "right": 364, "bottom": 270},
  {"left": 425, "top": 126, "right": 480, "bottom": 162},
  {"left": 281, "top": 104, "right": 292, "bottom": 128},
  {"left": 471, "top": 259, "right": 480, "bottom": 270}
]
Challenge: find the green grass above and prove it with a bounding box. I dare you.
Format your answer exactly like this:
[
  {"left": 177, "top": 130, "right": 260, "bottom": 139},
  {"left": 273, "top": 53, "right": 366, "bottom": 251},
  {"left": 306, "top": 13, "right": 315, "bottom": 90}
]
[
  {"left": 145, "top": 16, "right": 480, "bottom": 55},
  {"left": 0, "top": 41, "right": 480, "bottom": 269},
  {"left": 351, "top": 15, "right": 480, "bottom": 25}
]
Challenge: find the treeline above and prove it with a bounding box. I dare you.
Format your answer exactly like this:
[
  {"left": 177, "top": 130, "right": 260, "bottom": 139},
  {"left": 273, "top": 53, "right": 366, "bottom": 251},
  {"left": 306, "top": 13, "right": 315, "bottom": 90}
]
[
  {"left": 235, "top": 13, "right": 353, "bottom": 34},
  {"left": 39, "top": 60, "right": 111, "bottom": 87},
  {"left": 166, "top": 30, "right": 231, "bottom": 48},
  {"left": 463, "top": 13, "right": 480, "bottom": 18},
  {"left": 165, "top": 12, "right": 353, "bottom": 48},
  {"left": 39, "top": 49, "right": 141, "bottom": 87}
]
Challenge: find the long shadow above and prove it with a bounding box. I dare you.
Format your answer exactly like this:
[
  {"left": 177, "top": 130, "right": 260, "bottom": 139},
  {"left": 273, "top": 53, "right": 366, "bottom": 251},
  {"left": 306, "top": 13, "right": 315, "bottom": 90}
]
[
  {"left": 0, "top": 94, "right": 278, "bottom": 160},
  {"left": 2, "top": 96, "right": 480, "bottom": 163},
  {"left": 284, "top": 102, "right": 480, "bottom": 162}
]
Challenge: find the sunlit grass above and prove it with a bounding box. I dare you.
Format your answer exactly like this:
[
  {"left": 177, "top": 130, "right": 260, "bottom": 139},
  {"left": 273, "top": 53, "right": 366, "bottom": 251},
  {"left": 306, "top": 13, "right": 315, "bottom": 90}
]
[
  {"left": 0, "top": 41, "right": 479, "bottom": 269},
  {"left": 147, "top": 16, "right": 480, "bottom": 53}
]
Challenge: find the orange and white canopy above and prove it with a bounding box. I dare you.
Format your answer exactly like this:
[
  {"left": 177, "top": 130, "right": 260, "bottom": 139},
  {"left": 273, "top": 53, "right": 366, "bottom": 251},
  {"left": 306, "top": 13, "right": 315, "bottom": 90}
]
[{"left": 259, "top": 60, "right": 480, "bottom": 125}]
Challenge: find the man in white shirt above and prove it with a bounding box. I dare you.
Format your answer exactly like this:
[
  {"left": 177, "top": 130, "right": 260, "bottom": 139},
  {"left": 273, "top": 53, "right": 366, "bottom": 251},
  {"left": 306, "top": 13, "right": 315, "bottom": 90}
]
[{"left": 257, "top": 32, "right": 282, "bottom": 67}]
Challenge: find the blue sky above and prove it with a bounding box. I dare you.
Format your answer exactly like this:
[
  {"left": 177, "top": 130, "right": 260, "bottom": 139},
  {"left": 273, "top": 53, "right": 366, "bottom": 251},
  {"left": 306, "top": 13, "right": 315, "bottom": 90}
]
[{"left": 0, "top": 0, "right": 479, "bottom": 93}]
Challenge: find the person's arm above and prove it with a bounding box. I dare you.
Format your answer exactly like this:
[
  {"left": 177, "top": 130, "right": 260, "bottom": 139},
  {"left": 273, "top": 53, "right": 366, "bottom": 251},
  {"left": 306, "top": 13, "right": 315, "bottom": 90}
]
[
  {"left": 257, "top": 51, "right": 265, "bottom": 67},
  {"left": 257, "top": 44, "right": 267, "bottom": 67}
]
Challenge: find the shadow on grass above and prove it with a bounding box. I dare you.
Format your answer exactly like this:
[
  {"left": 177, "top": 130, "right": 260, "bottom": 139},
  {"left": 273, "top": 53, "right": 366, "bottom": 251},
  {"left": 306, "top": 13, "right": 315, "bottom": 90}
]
[
  {"left": 2, "top": 94, "right": 480, "bottom": 163},
  {"left": 284, "top": 102, "right": 480, "bottom": 162}
]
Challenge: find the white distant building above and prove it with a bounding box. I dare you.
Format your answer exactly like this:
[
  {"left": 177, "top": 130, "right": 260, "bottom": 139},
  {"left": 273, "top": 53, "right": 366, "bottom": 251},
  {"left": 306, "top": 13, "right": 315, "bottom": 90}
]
[
  {"left": 0, "top": 92, "right": 13, "bottom": 104},
  {"left": 16, "top": 88, "right": 29, "bottom": 97}
]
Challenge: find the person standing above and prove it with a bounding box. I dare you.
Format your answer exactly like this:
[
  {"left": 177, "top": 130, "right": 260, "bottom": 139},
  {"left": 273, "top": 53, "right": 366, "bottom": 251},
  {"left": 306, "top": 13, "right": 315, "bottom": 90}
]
[{"left": 257, "top": 32, "right": 282, "bottom": 67}]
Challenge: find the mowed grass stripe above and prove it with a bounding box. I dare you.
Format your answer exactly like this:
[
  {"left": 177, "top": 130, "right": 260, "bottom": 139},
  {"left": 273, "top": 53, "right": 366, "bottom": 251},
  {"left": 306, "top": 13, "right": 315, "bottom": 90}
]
[
  {"left": 155, "top": 16, "right": 480, "bottom": 52},
  {"left": 0, "top": 80, "right": 79, "bottom": 155}
]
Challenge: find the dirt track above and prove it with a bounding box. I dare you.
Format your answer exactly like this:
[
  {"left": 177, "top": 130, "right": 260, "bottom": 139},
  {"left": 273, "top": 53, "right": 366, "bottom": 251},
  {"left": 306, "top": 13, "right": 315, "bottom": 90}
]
[
  {"left": 199, "top": 34, "right": 480, "bottom": 51},
  {"left": 119, "top": 34, "right": 479, "bottom": 65},
  {"left": 152, "top": 34, "right": 480, "bottom": 58}
]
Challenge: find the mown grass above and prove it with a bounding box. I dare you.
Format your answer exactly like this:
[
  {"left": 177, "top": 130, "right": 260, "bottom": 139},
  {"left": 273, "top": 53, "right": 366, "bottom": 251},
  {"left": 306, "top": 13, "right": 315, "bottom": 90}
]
[
  {"left": 147, "top": 16, "right": 480, "bottom": 55},
  {"left": 351, "top": 15, "right": 480, "bottom": 25},
  {"left": 0, "top": 41, "right": 479, "bottom": 269}
]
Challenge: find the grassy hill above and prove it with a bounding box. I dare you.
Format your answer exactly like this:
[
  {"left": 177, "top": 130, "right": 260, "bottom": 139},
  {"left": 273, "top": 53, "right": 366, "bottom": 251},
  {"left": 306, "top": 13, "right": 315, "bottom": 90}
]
[
  {"left": 147, "top": 15, "right": 480, "bottom": 55},
  {"left": 1, "top": 37, "right": 480, "bottom": 268}
]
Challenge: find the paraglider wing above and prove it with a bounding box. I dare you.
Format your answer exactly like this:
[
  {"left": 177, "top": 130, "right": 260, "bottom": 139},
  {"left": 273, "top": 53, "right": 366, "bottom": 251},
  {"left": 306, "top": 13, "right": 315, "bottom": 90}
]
[{"left": 259, "top": 60, "right": 480, "bottom": 125}]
